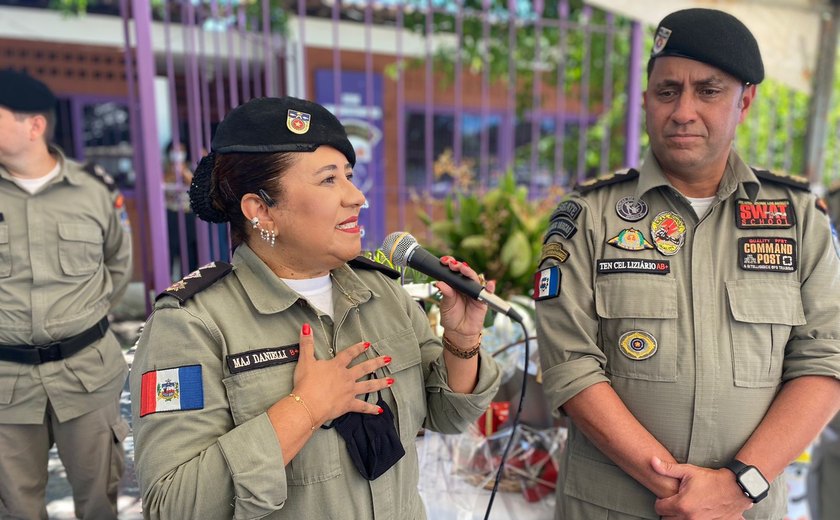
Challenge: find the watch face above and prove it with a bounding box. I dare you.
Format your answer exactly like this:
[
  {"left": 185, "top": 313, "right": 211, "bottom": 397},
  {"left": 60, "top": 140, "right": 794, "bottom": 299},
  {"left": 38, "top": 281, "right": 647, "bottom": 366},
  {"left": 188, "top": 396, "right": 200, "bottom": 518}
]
[{"left": 740, "top": 467, "right": 770, "bottom": 496}]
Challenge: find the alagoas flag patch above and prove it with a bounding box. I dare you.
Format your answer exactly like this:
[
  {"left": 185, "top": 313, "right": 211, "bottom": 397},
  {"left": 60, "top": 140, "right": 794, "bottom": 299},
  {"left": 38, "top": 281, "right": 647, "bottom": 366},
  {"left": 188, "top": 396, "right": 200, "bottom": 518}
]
[
  {"left": 140, "top": 365, "right": 204, "bottom": 417},
  {"left": 533, "top": 266, "right": 561, "bottom": 300}
]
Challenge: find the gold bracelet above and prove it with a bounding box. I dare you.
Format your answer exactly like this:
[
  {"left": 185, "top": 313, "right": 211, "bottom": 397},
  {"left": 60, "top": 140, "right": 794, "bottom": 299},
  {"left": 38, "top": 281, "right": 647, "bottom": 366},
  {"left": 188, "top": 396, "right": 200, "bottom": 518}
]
[
  {"left": 441, "top": 334, "right": 482, "bottom": 359},
  {"left": 289, "top": 393, "right": 316, "bottom": 431}
]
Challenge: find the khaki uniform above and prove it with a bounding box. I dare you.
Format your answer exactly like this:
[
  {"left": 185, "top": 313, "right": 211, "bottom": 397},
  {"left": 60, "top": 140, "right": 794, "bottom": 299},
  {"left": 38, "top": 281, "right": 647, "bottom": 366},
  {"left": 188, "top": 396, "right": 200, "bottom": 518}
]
[
  {"left": 536, "top": 149, "right": 840, "bottom": 520},
  {"left": 0, "top": 148, "right": 132, "bottom": 519},
  {"left": 809, "top": 188, "right": 840, "bottom": 520},
  {"left": 130, "top": 244, "right": 501, "bottom": 520}
]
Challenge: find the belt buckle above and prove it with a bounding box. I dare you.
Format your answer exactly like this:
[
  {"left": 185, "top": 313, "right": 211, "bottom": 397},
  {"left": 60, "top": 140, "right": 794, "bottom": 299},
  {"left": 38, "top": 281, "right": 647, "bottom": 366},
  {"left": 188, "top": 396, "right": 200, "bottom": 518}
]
[{"left": 36, "top": 342, "right": 63, "bottom": 364}]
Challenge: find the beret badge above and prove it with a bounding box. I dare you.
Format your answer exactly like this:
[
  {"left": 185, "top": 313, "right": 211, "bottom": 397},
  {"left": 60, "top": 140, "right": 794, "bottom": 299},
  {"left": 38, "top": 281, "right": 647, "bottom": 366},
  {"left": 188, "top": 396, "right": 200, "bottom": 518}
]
[
  {"left": 652, "top": 26, "right": 672, "bottom": 57},
  {"left": 287, "top": 109, "right": 311, "bottom": 135}
]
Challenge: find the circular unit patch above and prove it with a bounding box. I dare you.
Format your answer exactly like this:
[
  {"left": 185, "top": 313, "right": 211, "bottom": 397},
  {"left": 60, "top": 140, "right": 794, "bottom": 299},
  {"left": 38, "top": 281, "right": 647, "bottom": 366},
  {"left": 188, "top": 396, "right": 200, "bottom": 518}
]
[
  {"left": 650, "top": 211, "right": 686, "bottom": 256},
  {"left": 618, "top": 330, "right": 658, "bottom": 360},
  {"left": 615, "top": 196, "right": 649, "bottom": 222}
]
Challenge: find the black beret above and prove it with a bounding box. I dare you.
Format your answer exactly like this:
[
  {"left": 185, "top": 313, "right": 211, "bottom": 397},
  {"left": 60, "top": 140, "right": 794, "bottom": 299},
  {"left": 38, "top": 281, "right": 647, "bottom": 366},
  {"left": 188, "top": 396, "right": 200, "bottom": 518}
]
[
  {"left": 0, "top": 69, "right": 56, "bottom": 112},
  {"left": 211, "top": 96, "right": 356, "bottom": 166},
  {"left": 649, "top": 8, "right": 764, "bottom": 85}
]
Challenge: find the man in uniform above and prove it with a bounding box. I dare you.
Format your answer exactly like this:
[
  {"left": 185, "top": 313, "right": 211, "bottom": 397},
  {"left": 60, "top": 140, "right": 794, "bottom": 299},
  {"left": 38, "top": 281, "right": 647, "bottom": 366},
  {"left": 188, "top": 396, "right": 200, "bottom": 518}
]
[
  {"left": 535, "top": 9, "right": 840, "bottom": 520},
  {"left": 0, "top": 69, "right": 132, "bottom": 519}
]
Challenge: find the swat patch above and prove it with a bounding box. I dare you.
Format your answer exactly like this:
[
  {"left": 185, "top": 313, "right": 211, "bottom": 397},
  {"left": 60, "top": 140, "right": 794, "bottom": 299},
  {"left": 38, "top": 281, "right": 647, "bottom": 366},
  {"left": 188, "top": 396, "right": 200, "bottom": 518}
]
[
  {"left": 348, "top": 256, "right": 400, "bottom": 279},
  {"left": 738, "top": 237, "right": 796, "bottom": 272},
  {"left": 735, "top": 199, "right": 795, "bottom": 229},
  {"left": 597, "top": 258, "right": 670, "bottom": 275},
  {"left": 550, "top": 200, "right": 582, "bottom": 222},
  {"left": 156, "top": 261, "right": 233, "bottom": 302},
  {"left": 575, "top": 168, "right": 639, "bottom": 194},
  {"left": 543, "top": 217, "right": 577, "bottom": 242},
  {"left": 226, "top": 344, "right": 301, "bottom": 375}
]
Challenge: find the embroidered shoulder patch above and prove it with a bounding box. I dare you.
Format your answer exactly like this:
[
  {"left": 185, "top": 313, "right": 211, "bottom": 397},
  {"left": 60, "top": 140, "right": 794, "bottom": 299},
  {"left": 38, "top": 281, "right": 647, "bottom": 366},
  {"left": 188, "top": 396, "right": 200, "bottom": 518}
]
[
  {"left": 348, "top": 256, "right": 400, "bottom": 279},
  {"left": 533, "top": 266, "right": 561, "bottom": 300},
  {"left": 575, "top": 168, "right": 639, "bottom": 194},
  {"left": 156, "top": 261, "right": 233, "bottom": 302},
  {"left": 139, "top": 365, "right": 204, "bottom": 417},
  {"left": 751, "top": 168, "right": 810, "bottom": 191}
]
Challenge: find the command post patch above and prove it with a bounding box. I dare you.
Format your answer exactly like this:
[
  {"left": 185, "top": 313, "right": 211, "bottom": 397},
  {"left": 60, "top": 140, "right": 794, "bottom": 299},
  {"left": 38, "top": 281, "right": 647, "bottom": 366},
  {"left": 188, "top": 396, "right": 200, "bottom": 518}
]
[
  {"left": 738, "top": 237, "right": 797, "bottom": 272},
  {"left": 226, "top": 344, "right": 300, "bottom": 375},
  {"left": 736, "top": 199, "right": 795, "bottom": 229},
  {"left": 140, "top": 365, "right": 204, "bottom": 417},
  {"left": 533, "top": 266, "right": 561, "bottom": 300},
  {"left": 597, "top": 258, "right": 670, "bottom": 275}
]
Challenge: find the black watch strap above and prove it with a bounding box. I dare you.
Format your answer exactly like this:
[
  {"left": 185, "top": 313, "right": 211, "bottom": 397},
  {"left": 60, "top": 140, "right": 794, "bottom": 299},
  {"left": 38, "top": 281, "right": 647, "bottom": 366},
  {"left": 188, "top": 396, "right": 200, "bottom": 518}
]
[{"left": 725, "top": 459, "right": 749, "bottom": 476}]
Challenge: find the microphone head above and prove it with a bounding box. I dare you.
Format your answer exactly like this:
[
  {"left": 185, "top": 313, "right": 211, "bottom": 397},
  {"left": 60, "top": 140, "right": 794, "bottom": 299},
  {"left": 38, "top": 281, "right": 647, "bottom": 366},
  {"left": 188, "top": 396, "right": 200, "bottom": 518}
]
[{"left": 382, "top": 231, "right": 417, "bottom": 267}]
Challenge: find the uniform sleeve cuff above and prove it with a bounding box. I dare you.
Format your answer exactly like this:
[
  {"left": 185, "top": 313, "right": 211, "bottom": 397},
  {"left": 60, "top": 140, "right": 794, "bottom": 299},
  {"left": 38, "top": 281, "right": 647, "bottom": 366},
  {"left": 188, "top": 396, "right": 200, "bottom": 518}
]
[
  {"left": 217, "top": 413, "right": 287, "bottom": 518},
  {"left": 542, "top": 360, "right": 610, "bottom": 418}
]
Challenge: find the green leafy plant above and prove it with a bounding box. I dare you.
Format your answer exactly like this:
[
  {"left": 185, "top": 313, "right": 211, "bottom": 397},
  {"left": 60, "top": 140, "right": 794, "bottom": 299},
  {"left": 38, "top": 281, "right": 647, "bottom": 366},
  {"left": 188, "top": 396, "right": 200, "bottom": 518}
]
[{"left": 418, "top": 171, "right": 559, "bottom": 299}]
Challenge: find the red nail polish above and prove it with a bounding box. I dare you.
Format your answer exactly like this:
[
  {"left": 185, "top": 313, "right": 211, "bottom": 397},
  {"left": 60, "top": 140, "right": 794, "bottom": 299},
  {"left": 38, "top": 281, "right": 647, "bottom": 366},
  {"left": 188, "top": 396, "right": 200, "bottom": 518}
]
[
  {"left": 302, "top": 323, "right": 311, "bottom": 336},
  {"left": 387, "top": 378, "right": 395, "bottom": 385},
  {"left": 384, "top": 356, "right": 392, "bottom": 364},
  {"left": 363, "top": 341, "right": 371, "bottom": 349},
  {"left": 377, "top": 406, "right": 383, "bottom": 414}
]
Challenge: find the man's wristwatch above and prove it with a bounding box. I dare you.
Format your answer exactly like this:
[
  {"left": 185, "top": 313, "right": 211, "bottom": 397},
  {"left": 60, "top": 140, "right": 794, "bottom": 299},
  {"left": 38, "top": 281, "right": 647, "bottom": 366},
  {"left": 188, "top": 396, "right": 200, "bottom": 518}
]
[{"left": 724, "top": 459, "right": 770, "bottom": 503}]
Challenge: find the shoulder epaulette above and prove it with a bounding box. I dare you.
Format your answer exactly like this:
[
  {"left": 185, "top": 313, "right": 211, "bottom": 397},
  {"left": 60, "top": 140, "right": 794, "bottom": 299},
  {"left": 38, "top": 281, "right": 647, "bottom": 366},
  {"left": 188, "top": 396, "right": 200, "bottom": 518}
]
[
  {"left": 155, "top": 261, "right": 233, "bottom": 303},
  {"left": 827, "top": 179, "right": 840, "bottom": 196},
  {"left": 348, "top": 256, "right": 401, "bottom": 279},
  {"left": 82, "top": 161, "right": 117, "bottom": 192},
  {"left": 751, "top": 167, "right": 810, "bottom": 191},
  {"left": 575, "top": 168, "right": 639, "bottom": 194}
]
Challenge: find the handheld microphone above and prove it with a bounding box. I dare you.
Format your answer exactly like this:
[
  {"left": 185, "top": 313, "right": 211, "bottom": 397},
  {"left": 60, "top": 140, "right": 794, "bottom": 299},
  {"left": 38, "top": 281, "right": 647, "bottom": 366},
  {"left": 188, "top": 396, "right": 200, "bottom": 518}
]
[{"left": 382, "top": 231, "right": 523, "bottom": 323}]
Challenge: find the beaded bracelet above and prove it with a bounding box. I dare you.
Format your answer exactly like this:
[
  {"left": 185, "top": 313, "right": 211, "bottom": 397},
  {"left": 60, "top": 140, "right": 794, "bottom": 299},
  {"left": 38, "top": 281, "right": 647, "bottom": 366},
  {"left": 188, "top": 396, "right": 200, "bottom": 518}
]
[
  {"left": 441, "top": 334, "right": 482, "bottom": 359},
  {"left": 289, "top": 393, "right": 316, "bottom": 430}
]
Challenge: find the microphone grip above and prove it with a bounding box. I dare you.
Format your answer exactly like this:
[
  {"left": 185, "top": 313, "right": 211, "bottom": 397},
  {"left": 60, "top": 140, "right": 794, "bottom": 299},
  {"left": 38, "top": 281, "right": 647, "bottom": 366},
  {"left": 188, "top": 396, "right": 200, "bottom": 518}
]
[{"left": 406, "top": 247, "right": 484, "bottom": 299}]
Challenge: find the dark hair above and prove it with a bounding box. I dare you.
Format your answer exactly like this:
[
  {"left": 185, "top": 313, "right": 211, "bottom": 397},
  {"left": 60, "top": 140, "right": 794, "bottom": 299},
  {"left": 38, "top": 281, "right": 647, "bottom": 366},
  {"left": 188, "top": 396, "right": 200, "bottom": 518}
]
[
  {"left": 13, "top": 109, "right": 56, "bottom": 142},
  {"left": 190, "top": 152, "right": 298, "bottom": 247}
]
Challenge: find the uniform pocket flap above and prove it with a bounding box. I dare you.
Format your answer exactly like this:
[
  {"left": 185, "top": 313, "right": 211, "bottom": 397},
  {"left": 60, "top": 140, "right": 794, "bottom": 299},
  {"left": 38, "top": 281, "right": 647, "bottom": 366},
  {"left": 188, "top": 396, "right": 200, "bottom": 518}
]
[
  {"left": 371, "top": 328, "right": 421, "bottom": 372},
  {"left": 58, "top": 222, "right": 103, "bottom": 244},
  {"left": 0, "top": 363, "right": 22, "bottom": 405},
  {"left": 595, "top": 276, "right": 677, "bottom": 319},
  {"left": 726, "top": 280, "right": 806, "bottom": 326}
]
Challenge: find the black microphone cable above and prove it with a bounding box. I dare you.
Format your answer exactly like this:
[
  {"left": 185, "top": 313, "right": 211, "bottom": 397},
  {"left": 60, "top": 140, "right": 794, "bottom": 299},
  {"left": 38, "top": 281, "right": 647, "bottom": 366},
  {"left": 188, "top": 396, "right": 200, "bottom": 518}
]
[{"left": 483, "top": 317, "right": 529, "bottom": 520}]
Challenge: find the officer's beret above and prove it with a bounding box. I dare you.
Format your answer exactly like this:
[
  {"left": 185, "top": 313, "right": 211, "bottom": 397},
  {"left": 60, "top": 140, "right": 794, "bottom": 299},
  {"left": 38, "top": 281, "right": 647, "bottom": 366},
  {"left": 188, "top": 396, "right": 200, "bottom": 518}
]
[
  {"left": 211, "top": 96, "right": 356, "bottom": 166},
  {"left": 0, "top": 69, "right": 56, "bottom": 112},
  {"left": 649, "top": 8, "right": 764, "bottom": 85}
]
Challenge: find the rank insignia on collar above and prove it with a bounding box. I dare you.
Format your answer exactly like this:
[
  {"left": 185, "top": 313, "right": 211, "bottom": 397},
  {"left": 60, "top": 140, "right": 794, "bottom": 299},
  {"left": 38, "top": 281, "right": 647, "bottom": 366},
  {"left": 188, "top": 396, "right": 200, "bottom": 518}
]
[
  {"left": 736, "top": 199, "right": 795, "bottom": 229},
  {"left": 533, "top": 266, "right": 561, "bottom": 300},
  {"left": 287, "top": 109, "right": 311, "bottom": 135},
  {"left": 739, "top": 237, "right": 797, "bottom": 273},
  {"left": 607, "top": 228, "right": 654, "bottom": 251},
  {"left": 615, "top": 196, "right": 648, "bottom": 222},
  {"left": 619, "top": 330, "right": 657, "bottom": 360},
  {"left": 539, "top": 242, "right": 569, "bottom": 265},
  {"left": 651, "top": 211, "right": 686, "bottom": 256},
  {"left": 550, "top": 200, "right": 582, "bottom": 222}
]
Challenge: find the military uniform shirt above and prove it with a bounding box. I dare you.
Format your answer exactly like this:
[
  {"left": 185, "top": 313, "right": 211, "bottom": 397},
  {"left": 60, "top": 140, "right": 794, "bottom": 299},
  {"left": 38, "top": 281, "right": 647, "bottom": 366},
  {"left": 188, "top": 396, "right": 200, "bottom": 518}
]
[
  {"left": 0, "top": 147, "right": 132, "bottom": 424},
  {"left": 536, "top": 149, "right": 840, "bottom": 519},
  {"left": 130, "top": 244, "right": 502, "bottom": 520}
]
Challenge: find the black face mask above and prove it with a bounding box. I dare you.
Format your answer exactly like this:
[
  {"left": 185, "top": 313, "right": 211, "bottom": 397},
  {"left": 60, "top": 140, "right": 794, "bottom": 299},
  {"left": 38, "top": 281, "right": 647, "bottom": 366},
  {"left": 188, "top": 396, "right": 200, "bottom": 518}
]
[{"left": 323, "top": 390, "right": 405, "bottom": 481}]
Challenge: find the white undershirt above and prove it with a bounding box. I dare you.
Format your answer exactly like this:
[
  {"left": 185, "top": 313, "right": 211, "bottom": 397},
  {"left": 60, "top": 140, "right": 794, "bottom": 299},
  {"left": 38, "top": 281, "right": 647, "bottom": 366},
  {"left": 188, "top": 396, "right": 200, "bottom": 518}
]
[
  {"left": 686, "top": 195, "right": 716, "bottom": 220},
  {"left": 283, "top": 274, "right": 334, "bottom": 319},
  {"left": 13, "top": 162, "right": 61, "bottom": 194}
]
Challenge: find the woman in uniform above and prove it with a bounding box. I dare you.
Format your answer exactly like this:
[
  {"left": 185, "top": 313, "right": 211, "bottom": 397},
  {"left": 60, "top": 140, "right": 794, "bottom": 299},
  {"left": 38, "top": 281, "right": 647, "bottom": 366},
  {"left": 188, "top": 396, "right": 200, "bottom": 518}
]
[{"left": 129, "top": 96, "right": 501, "bottom": 519}]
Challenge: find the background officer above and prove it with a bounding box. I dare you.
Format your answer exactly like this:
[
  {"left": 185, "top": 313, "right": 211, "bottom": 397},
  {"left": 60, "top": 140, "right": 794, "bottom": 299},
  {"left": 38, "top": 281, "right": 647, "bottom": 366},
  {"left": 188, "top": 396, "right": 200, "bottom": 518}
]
[
  {"left": 0, "top": 69, "right": 132, "bottom": 519},
  {"left": 535, "top": 9, "right": 840, "bottom": 520}
]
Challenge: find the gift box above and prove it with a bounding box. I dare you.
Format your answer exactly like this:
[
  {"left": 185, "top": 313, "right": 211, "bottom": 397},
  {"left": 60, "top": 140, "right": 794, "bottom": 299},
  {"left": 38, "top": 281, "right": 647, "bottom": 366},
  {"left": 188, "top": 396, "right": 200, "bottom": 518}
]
[{"left": 477, "top": 401, "right": 510, "bottom": 437}]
